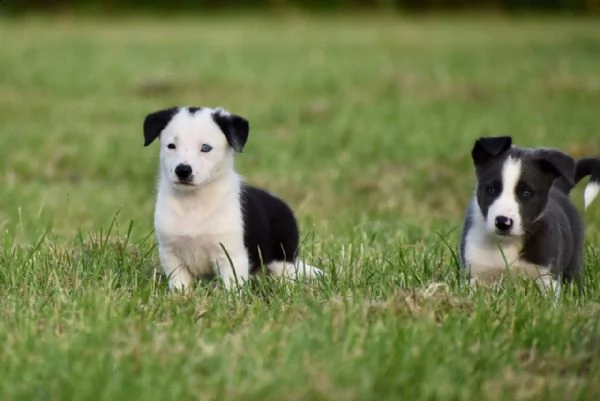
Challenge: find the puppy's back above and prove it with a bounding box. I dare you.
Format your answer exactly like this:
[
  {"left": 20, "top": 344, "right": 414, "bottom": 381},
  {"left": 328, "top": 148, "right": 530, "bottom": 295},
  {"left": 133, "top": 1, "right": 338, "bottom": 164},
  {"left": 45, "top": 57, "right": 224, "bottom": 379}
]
[
  {"left": 241, "top": 185, "right": 300, "bottom": 272},
  {"left": 548, "top": 187, "right": 584, "bottom": 284}
]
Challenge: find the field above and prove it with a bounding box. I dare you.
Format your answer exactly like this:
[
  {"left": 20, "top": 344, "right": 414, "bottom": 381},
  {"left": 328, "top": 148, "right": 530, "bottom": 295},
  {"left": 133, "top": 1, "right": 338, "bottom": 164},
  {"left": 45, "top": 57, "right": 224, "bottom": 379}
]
[{"left": 1, "top": 14, "right": 600, "bottom": 400}]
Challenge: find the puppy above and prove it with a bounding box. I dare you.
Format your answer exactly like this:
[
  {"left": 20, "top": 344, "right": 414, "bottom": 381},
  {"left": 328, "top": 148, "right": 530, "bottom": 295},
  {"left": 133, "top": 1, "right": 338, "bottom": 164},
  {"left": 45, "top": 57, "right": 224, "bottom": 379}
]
[
  {"left": 459, "top": 136, "right": 600, "bottom": 295},
  {"left": 143, "top": 106, "right": 322, "bottom": 291}
]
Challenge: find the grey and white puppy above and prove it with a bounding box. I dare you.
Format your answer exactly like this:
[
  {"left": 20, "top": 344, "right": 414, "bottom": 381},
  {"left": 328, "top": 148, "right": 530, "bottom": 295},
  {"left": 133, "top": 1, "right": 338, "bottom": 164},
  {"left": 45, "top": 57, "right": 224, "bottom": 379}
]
[{"left": 459, "top": 136, "right": 600, "bottom": 295}]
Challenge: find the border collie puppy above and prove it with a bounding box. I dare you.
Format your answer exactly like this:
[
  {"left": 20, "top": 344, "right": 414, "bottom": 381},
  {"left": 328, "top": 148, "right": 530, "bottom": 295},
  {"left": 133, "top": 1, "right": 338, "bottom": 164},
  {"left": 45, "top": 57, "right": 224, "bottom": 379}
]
[
  {"left": 143, "top": 106, "right": 322, "bottom": 291},
  {"left": 459, "top": 136, "right": 600, "bottom": 295}
]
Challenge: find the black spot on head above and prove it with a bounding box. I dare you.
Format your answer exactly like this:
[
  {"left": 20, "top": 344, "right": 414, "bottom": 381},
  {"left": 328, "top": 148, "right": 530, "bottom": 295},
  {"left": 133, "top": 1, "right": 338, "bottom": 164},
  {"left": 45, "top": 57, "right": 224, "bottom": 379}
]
[{"left": 187, "top": 107, "right": 202, "bottom": 114}]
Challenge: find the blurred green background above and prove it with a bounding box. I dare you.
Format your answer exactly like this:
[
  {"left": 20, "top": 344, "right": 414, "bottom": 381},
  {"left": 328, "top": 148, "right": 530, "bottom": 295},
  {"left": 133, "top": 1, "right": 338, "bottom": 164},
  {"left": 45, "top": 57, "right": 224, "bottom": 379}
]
[
  {"left": 2, "top": 0, "right": 599, "bottom": 14},
  {"left": 1, "top": 2, "right": 600, "bottom": 400}
]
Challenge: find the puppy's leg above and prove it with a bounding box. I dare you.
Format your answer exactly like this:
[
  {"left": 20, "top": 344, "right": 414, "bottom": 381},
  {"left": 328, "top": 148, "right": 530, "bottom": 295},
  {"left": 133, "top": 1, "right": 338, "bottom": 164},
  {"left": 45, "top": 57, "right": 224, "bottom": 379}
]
[
  {"left": 296, "top": 260, "right": 324, "bottom": 278},
  {"left": 535, "top": 273, "right": 561, "bottom": 302},
  {"left": 159, "top": 248, "right": 193, "bottom": 291},
  {"left": 467, "top": 268, "right": 506, "bottom": 293},
  {"left": 510, "top": 262, "right": 560, "bottom": 301},
  {"left": 267, "top": 260, "right": 323, "bottom": 280},
  {"left": 215, "top": 250, "right": 249, "bottom": 291},
  {"left": 469, "top": 265, "right": 506, "bottom": 285}
]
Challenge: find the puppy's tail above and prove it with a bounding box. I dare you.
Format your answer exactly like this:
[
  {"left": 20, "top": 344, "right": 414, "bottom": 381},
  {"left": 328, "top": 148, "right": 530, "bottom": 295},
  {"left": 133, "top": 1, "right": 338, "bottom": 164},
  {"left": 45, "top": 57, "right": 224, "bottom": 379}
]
[{"left": 576, "top": 158, "right": 600, "bottom": 210}]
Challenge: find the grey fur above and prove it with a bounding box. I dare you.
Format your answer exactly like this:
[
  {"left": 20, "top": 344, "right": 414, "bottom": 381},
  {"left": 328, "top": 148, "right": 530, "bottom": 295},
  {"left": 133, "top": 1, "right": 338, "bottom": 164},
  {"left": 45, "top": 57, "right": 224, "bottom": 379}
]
[{"left": 459, "top": 136, "right": 600, "bottom": 290}]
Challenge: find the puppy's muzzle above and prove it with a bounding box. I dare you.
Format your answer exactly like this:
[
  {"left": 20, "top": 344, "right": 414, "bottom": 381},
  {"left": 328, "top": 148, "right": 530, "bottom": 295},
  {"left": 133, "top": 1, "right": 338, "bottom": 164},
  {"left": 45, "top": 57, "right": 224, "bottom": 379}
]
[
  {"left": 494, "top": 215, "right": 513, "bottom": 234},
  {"left": 175, "top": 164, "right": 193, "bottom": 182}
]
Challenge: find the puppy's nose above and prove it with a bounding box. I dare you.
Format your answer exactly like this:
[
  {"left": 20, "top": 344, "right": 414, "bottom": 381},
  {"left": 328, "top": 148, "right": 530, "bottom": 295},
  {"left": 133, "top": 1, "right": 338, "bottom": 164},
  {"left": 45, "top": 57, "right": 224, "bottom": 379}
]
[
  {"left": 495, "top": 216, "right": 513, "bottom": 233},
  {"left": 175, "top": 164, "right": 192, "bottom": 180}
]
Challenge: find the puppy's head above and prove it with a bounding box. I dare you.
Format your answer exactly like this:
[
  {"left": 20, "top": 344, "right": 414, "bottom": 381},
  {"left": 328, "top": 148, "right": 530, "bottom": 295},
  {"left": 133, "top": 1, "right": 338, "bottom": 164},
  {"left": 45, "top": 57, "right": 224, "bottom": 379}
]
[
  {"left": 143, "top": 107, "right": 249, "bottom": 190},
  {"left": 471, "top": 136, "right": 575, "bottom": 239}
]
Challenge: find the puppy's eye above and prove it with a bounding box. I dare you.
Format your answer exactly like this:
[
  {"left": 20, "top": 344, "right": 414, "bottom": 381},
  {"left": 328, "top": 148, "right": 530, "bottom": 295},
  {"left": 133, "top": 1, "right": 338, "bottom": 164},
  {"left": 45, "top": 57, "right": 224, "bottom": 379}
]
[
  {"left": 520, "top": 188, "right": 534, "bottom": 200},
  {"left": 486, "top": 185, "right": 497, "bottom": 196},
  {"left": 201, "top": 144, "right": 213, "bottom": 153},
  {"left": 167, "top": 143, "right": 176, "bottom": 150}
]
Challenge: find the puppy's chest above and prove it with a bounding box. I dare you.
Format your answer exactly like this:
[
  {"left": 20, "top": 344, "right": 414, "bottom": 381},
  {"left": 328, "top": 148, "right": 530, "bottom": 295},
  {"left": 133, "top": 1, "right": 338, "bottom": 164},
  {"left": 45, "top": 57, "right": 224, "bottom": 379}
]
[
  {"left": 464, "top": 226, "right": 524, "bottom": 277},
  {"left": 464, "top": 236, "right": 521, "bottom": 268},
  {"left": 164, "top": 235, "right": 217, "bottom": 275},
  {"left": 155, "top": 198, "right": 244, "bottom": 273},
  {"left": 155, "top": 195, "right": 242, "bottom": 235}
]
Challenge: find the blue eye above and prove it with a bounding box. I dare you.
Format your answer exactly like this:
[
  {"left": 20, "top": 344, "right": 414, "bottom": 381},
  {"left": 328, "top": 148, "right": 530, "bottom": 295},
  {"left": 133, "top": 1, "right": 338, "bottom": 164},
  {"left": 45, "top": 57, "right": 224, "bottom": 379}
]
[
  {"left": 521, "top": 188, "right": 534, "bottom": 199},
  {"left": 201, "top": 144, "right": 213, "bottom": 153}
]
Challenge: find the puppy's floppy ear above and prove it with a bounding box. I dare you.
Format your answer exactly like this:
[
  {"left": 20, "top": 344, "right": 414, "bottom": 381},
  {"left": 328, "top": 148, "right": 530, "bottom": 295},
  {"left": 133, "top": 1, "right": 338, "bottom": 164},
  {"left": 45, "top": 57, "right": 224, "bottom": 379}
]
[
  {"left": 212, "top": 108, "right": 249, "bottom": 153},
  {"left": 536, "top": 149, "right": 576, "bottom": 186},
  {"left": 471, "top": 136, "right": 512, "bottom": 165},
  {"left": 143, "top": 107, "right": 178, "bottom": 146}
]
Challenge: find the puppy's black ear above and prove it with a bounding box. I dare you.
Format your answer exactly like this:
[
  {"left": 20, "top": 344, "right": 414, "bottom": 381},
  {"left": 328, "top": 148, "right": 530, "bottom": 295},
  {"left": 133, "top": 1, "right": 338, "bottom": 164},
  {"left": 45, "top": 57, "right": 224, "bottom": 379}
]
[
  {"left": 536, "top": 149, "right": 576, "bottom": 186},
  {"left": 212, "top": 109, "right": 249, "bottom": 153},
  {"left": 471, "top": 136, "right": 512, "bottom": 165},
  {"left": 143, "top": 107, "right": 178, "bottom": 147}
]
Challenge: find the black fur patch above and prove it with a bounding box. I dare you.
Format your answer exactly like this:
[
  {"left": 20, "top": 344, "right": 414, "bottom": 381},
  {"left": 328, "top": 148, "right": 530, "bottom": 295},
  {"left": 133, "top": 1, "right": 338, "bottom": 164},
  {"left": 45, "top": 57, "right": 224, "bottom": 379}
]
[
  {"left": 212, "top": 110, "right": 249, "bottom": 153},
  {"left": 240, "top": 184, "right": 299, "bottom": 273},
  {"left": 471, "top": 136, "right": 512, "bottom": 166},
  {"left": 576, "top": 157, "right": 600, "bottom": 184},
  {"left": 143, "top": 107, "right": 178, "bottom": 146}
]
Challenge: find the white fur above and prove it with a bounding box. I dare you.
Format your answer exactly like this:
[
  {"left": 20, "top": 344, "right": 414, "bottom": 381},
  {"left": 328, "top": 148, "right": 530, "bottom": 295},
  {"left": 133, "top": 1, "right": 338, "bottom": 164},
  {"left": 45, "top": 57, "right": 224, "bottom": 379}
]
[
  {"left": 465, "top": 200, "right": 560, "bottom": 299},
  {"left": 536, "top": 274, "right": 561, "bottom": 302},
  {"left": 464, "top": 200, "right": 523, "bottom": 280},
  {"left": 486, "top": 157, "right": 524, "bottom": 236},
  {"left": 158, "top": 107, "right": 234, "bottom": 190},
  {"left": 153, "top": 108, "right": 321, "bottom": 291},
  {"left": 584, "top": 182, "right": 600, "bottom": 210},
  {"left": 267, "top": 260, "right": 323, "bottom": 280}
]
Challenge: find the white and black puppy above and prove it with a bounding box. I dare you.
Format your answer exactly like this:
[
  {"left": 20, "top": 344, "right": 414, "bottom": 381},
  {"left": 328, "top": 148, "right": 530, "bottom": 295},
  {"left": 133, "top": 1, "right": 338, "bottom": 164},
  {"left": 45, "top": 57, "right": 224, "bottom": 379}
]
[
  {"left": 143, "top": 106, "right": 322, "bottom": 291},
  {"left": 459, "top": 136, "right": 600, "bottom": 295}
]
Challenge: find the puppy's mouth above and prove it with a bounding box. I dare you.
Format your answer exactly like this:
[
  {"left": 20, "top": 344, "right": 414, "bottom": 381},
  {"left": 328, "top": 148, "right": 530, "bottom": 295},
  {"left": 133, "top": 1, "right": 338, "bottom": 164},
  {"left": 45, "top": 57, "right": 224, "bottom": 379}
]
[
  {"left": 174, "top": 180, "right": 195, "bottom": 187},
  {"left": 492, "top": 230, "right": 523, "bottom": 239}
]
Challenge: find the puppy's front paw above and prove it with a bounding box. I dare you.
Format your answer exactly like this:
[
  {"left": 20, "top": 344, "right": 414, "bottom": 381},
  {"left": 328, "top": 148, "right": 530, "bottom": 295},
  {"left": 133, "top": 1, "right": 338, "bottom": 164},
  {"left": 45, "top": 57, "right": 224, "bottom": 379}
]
[
  {"left": 215, "top": 254, "right": 249, "bottom": 293},
  {"left": 166, "top": 268, "right": 194, "bottom": 292}
]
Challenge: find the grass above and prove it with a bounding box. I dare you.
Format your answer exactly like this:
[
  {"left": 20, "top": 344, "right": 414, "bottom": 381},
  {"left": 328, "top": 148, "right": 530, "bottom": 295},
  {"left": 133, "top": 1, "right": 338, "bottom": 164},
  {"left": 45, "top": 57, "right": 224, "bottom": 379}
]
[{"left": 1, "top": 13, "right": 600, "bottom": 401}]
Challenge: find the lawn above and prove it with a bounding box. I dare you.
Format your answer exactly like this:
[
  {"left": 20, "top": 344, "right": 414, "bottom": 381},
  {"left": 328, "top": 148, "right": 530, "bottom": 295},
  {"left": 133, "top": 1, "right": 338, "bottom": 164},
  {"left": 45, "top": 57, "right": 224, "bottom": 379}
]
[{"left": 1, "top": 13, "right": 600, "bottom": 401}]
